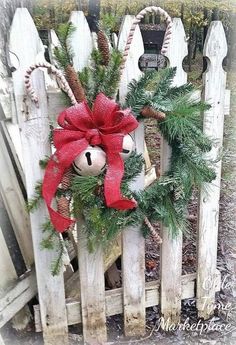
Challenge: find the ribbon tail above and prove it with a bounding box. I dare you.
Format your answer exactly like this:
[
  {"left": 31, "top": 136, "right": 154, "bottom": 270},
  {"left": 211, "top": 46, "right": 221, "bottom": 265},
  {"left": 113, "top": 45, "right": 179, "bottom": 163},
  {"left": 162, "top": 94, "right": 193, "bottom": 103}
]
[
  {"left": 104, "top": 152, "right": 137, "bottom": 210},
  {"left": 42, "top": 159, "right": 75, "bottom": 232},
  {"left": 42, "top": 139, "right": 89, "bottom": 232}
]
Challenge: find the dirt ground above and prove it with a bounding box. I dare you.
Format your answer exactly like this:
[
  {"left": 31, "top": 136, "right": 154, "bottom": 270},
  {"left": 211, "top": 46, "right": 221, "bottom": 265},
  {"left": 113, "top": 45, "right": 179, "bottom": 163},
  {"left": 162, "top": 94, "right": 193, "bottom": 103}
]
[{"left": 1, "top": 57, "right": 236, "bottom": 345}]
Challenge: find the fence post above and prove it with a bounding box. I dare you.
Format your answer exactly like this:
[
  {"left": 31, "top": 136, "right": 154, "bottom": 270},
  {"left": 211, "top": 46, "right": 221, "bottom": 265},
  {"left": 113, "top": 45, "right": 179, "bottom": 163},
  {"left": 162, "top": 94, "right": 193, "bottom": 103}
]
[
  {"left": 160, "top": 18, "right": 188, "bottom": 325},
  {"left": 118, "top": 15, "right": 146, "bottom": 337},
  {"left": 9, "top": 9, "right": 68, "bottom": 344},
  {"left": 197, "top": 21, "right": 227, "bottom": 319}
]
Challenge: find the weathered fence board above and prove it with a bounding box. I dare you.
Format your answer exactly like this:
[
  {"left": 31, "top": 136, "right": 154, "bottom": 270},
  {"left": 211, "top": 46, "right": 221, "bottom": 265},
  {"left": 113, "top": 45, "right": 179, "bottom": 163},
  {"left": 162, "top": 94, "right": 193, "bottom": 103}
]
[
  {"left": 118, "top": 15, "right": 146, "bottom": 336},
  {"left": 160, "top": 18, "right": 188, "bottom": 325},
  {"left": 0, "top": 106, "right": 33, "bottom": 268},
  {"left": 0, "top": 269, "right": 37, "bottom": 328},
  {"left": 68, "top": 12, "right": 107, "bottom": 343},
  {"left": 69, "top": 11, "right": 93, "bottom": 72},
  {"left": 9, "top": 8, "right": 68, "bottom": 345},
  {"left": 197, "top": 21, "right": 227, "bottom": 319},
  {"left": 77, "top": 223, "right": 107, "bottom": 343},
  {"left": 0, "top": 227, "right": 16, "bottom": 290},
  {"left": 118, "top": 15, "right": 144, "bottom": 103}
]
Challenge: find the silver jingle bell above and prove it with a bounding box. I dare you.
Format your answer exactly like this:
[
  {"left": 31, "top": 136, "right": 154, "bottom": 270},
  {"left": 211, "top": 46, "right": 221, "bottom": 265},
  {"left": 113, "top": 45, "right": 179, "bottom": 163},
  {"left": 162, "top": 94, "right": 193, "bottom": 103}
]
[
  {"left": 120, "top": 134, "right": 134, "bottom": 160},
  {"left": 73, "top": 145, "right": 106, "bottom": 176}
]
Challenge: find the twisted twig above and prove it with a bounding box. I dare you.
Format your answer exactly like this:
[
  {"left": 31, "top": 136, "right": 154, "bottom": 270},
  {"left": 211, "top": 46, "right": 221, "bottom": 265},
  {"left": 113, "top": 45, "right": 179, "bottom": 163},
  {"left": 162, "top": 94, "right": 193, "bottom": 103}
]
[
  {"left": 144, "top": 217, "right": 162, "bottom": 244},
  {"left": 24, "top": 62, "right": 77, "bottom": 106},
  {"left": 120, "top": 6, "right": 172, "bottom": 75}
]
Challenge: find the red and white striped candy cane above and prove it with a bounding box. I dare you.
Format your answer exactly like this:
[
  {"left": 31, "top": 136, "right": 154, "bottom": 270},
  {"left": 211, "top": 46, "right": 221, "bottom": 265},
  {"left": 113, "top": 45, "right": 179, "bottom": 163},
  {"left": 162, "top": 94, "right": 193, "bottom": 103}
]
[
  {"left": 24, "top": 62, "right": 77, "bottom": 106},
  {"left": 120, "top": 6, "right": 173, "bottom": 75}
]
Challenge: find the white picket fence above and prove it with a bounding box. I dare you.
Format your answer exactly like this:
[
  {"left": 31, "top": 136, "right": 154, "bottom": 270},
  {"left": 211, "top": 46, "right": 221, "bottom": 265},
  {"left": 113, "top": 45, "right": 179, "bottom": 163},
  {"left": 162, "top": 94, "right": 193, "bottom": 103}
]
[{"left": 0, "top": 7, "right": 230, "bottom": 345}]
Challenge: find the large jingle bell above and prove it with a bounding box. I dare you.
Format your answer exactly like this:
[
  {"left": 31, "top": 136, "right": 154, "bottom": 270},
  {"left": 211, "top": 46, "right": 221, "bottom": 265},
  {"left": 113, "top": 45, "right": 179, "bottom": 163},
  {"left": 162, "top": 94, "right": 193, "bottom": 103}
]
[
  {"left": 120, "top": 134, "right": 134, "bottom": 160},
  {"left": 73, "top": 145, "right": 106, "bottom": 176}
]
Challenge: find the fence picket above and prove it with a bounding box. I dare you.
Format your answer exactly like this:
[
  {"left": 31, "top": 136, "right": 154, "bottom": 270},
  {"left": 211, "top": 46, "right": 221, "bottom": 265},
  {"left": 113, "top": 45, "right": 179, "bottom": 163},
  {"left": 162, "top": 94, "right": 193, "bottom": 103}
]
[
  {"left": 9, "top": 9, "right": 68, "bottom": 345},
  {"left": 69, "top": 12, "right": 107, "bottom": 343},
  {"left": 0, "top": 226, "right": 16, "bottom": 289},
  {"left": 69, "top": 11, "right": 93, "bottom": 72},
  {"left": 77, "top": 223, "right": 107, "bottom": 343},
  {"left": 197, "top": 21, "right": 227, "bottom": 319},
  {"left": 0, "top": 106, "right": 33, "bottom": 268},
  {"left": 160, "top": 18, "right": 188, "bottom": 324},
  {"left": 118, "top": 15, "right": 146, "bottom": 336},
  {"left": 118, "top": 15, "right": 144, "bottom": 103}
]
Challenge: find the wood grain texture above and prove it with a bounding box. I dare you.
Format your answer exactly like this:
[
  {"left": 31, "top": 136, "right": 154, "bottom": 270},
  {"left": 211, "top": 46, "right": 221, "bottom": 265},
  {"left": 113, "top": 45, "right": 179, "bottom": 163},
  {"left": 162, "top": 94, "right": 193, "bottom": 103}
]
[
  {"left": 160, "top": 18, "right": 188, "bottom": 325},
  {"left": 197, "top": 21, "right": 227, "bottom": 319},
  {"left": 122, "top": 123, "right": 146, "bottom": 336},
  {"left": 77, "top": 220, "right": 107, "bottom": 344},
  {"left": 35, "top": 271, "right": 221, "bottom": 331},
  {"left": 10, "top": 9, "right": 68, "bottom": 345},
  {"left": 118, "top": 15, "right": 146, "bottom": 337},
  {"left": 0, "top": 114, "right": 33, "bottom": 267},
  {"left": 0, "top": 269, "right": 37, "bottom": 328}
]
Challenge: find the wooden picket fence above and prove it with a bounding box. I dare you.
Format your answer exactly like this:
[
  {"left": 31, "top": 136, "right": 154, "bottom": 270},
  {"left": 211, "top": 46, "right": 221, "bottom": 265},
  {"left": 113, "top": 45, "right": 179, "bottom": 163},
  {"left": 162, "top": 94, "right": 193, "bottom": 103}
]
[{"left": 0, "top": 7, "right": 231, "bottom": 345}]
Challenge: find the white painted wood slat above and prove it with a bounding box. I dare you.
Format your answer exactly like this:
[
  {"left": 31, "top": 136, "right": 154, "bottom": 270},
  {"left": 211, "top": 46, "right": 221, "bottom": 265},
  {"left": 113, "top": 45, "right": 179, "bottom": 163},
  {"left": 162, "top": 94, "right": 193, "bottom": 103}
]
[
  {"left": 118, "top": 15, "right": 146, "bottom": 337},
  {"left": 197, "top": 21, "right": 227, "bottom": 319},
  {"left": 69, "top": 11, "right": 93, "bottom": 72},
  {"left": 0, "top": 117, "right": 33, "bottom": 268},
  {"left": 69, "top": 12, "right": 107, "bottom": 344},
  {"left": 10, "top": 8, "right": 68, "bottom": 345},
  {"left": 160, "top": 18, "right": 188, "bottom": 325},
  {"left": 77, "top": 221, "right": 107, "bottom": 343},
  {"left": 0, "top": 269, "right": 37, "bottom": 328}
]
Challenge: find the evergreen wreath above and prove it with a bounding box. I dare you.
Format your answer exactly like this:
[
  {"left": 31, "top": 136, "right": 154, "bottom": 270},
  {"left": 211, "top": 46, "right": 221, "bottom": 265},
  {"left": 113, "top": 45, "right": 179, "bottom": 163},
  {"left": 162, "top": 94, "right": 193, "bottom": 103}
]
[{"left": 25, "top": 7, "right": 216, "bottom": 274}]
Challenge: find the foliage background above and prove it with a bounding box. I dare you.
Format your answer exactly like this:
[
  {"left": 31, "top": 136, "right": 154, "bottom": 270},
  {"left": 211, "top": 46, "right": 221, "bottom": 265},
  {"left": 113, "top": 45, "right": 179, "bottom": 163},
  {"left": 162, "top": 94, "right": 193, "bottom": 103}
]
[{"left": 33, "top": 0, "right": 236, "bottom": 72}]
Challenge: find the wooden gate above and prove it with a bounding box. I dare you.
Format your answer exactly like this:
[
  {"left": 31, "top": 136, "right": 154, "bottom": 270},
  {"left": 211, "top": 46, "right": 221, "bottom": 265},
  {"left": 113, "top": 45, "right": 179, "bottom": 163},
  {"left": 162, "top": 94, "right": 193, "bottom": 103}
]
[{"left": 0, "top": 7, "right": 230, "bottom": 345}]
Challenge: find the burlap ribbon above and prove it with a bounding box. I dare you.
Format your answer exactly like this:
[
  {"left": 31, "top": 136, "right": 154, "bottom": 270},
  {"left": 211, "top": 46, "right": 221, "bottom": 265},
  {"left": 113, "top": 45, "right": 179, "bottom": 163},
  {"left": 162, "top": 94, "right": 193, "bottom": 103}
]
[{"left": 42, "top": 93, "right": 139, "bottom": 232}]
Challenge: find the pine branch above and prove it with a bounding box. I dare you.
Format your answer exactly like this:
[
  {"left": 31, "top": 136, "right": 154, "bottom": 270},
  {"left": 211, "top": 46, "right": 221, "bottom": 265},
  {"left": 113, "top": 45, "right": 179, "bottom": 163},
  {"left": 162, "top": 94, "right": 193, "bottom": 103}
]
[
  {"left": 39, "top": 156, "right": 50, "bottom": 169},
  {"left": 123, "top": 152, "right": 144, "bottom": 182},
  {"left": 40, "top": 219, "right": 66, "bottom": 276},
  {"left": 26, "top": 181, "right": 42, "bottom": 212},
  {"left": 54, "top": 23, "right": 75, "bottom": 69}
]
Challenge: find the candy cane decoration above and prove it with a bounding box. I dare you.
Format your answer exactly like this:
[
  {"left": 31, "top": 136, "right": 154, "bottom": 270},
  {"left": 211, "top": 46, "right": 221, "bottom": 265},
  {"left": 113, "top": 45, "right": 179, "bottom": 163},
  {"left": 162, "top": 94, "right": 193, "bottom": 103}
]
[
  {"left": 120, "top": 6, "right": 173, "bottom": 74},
  {"left": 24, "top": 62, "right": 77, "bottom": 106}
]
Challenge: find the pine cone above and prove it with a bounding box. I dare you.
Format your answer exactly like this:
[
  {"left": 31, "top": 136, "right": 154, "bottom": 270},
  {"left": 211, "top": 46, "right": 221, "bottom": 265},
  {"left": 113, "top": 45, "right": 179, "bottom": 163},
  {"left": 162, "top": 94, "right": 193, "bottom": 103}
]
[
  {"left": 57, "top": 196, "right": 70, "bottom": 218},
  {"left": 61, "top": 168, "right": 74, "bottom": 190},
  {"left": 140, "top": 106, "right": 166, "bottom": 121},
  {"left": 97, "top": 30, "right": 110, "bottom": 66},
  {"left": 65, "top": 64, "right": 85, "bottom": 103}
]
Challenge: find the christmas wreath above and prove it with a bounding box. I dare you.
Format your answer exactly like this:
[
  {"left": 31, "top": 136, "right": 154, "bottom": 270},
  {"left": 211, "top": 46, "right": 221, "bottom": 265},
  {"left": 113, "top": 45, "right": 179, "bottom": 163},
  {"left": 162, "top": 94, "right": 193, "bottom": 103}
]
[{"left": 25, "top": 7, "right": 216, "bottom": 273}]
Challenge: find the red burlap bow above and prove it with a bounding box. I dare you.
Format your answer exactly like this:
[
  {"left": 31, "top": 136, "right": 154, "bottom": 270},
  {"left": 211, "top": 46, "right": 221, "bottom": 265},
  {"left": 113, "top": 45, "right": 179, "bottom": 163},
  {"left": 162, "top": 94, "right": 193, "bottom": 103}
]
[{"left": 42, "top": 93, "right": 139, "bottom": 232}]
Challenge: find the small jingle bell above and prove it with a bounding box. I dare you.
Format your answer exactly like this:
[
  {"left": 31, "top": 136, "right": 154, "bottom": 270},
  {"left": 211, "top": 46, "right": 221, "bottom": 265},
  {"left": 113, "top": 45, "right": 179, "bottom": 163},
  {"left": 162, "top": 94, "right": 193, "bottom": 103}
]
[
  {"left": 73, "top": 146, "right": 106, "bottom": 176},
  {"left": 120, "top": 134, "right": 134, "bottom": 160}
]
